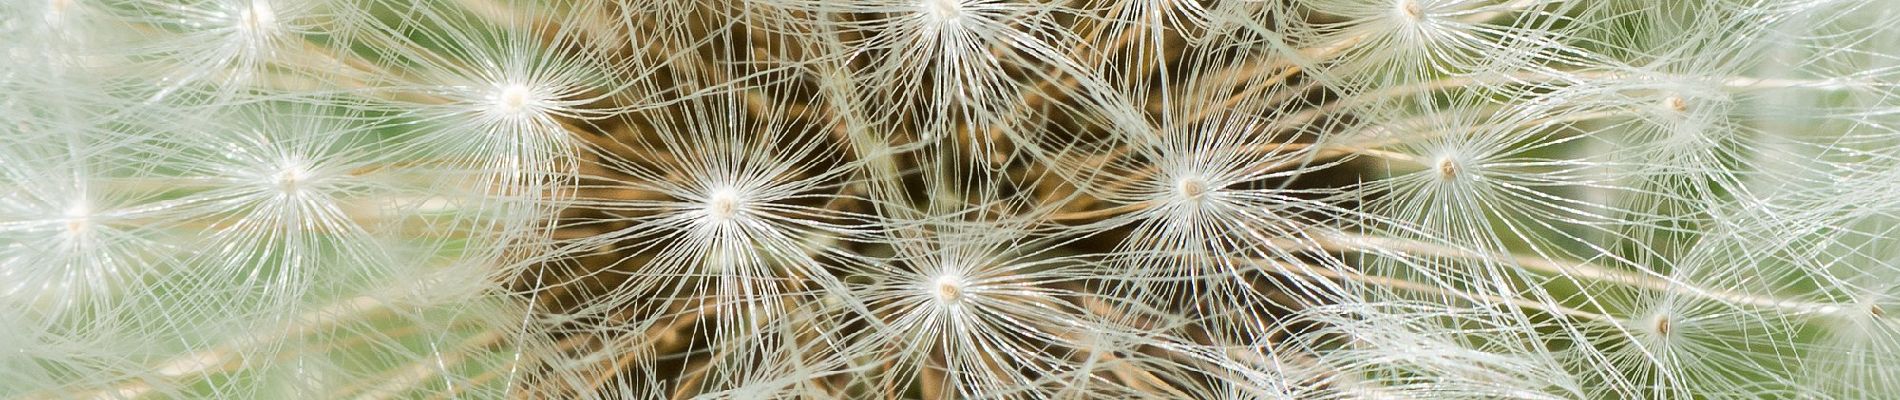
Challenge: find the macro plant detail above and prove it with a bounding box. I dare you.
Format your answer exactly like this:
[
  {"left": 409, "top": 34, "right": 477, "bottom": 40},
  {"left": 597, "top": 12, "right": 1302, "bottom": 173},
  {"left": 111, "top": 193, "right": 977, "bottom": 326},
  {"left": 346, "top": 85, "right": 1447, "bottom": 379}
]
[{"left": 6, "top": 0, "right": 1900, "bottom": 399}]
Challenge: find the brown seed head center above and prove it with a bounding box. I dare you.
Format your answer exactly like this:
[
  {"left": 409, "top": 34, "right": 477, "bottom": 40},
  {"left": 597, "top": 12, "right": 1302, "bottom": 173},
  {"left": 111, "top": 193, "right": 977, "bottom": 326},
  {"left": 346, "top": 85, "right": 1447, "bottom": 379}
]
[
  {"left": 1663, "top": 96, "right": 1689, "bottom": 113},
  {"left": 1437, "top": 158, "right": 1460, "bottom": 180}
]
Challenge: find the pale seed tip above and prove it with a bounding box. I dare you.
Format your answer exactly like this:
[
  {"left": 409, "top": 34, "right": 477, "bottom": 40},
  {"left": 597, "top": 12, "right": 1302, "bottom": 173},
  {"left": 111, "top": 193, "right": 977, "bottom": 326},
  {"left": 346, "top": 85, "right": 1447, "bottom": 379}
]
[
  {"left": 276, "top": 164, "right": 308, "bottom": 194},
  {"left": 1436, "top": 158, "right": 1459, "bottom": 180},
  {"left": 238, "top": 1, "right": 275, "bottom": 34},
  {"left": 1178, "top": 177, "right": 1209, "bottom": 200},
  {"left": 704, "top": 188, "right": 743, "bottom": 221},
  {"left": 921, "top": 0, "right": 964, "bottom": 22},
  {"left": 496, "top": 84, "right": 534, "bottom": 114},
  {"left": 935, "top": 274, "right": 965, "bottom": 304},
  {"left": 62, "top": 204, "right": 91, "bottom": 235},
  {"left": 1663, "top": 96, "right": 1688, "bottom": 113},
  {"left": 1399, "top": 0, "right": 1425, "bottom": 21}
]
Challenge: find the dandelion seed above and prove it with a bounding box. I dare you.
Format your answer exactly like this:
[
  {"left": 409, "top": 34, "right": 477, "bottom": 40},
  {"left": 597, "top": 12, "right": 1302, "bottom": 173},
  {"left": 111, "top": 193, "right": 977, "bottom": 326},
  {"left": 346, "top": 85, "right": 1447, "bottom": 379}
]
[
  {"left": 1580, "top": 275, "right": 1806, "bottom": 399},
  {"left": 1292, "top": 0, "right": 1584, "bottom": 87},
  {"left": 1354, "top": 90, "right": 1614, "bottom": 263},
  {"left": 826, "top": 215, "right": 1112, "bottom": 399}
]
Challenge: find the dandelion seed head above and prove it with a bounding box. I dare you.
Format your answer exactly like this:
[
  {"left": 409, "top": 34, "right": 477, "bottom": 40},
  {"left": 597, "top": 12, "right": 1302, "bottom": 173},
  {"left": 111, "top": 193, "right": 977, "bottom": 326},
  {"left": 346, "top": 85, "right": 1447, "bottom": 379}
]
[{"left": 17, "top": 0, "right": 1900, "bottom": 398}]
